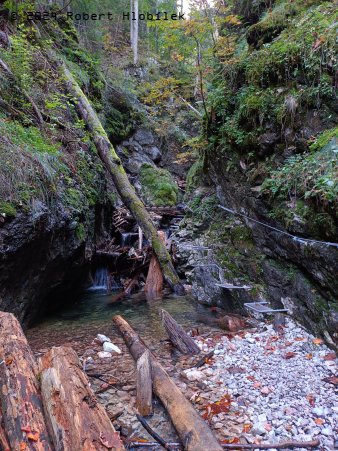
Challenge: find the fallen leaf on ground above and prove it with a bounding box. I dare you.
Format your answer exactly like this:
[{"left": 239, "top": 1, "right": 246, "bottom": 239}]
[
  {"left": 294, "top": 337, "right": 305, "bottom": 341},
  {"left": 27, "top": 432, "right": 39, "bottom": 442},
  {"left": 5, "top": 357, "right": 13, "bottom": 365},
  {"left": 264, "top": 423, "right": 272, "bottom": 431},
  {"left": 19, "top": 443, "right": 27, "bottom": 451},
  {"left": 247, "top": 375, "right": 255, "bottom": 381},
  {"left": 253, "top": 381, "right": 262, "bottom": 389},
  {"left": 284, "top": 341, "right": 293, "bottom": 347},
  {"left": 307, "top": 394, "right": 315, "bottom": 406},
  {"left": 283, "top": 352, "right": 297, "bottom": 359},
  {"left": 305, "top": 353, "right": 313, "bottom": 360},
  {"left": 220, "top": 438, "right": 240, "bottom": 444},
  {"left": 202, "top": 395, "right": 232, "bottom": 420},
  {"left": 322, "top": 376, "right": 338, "bottom": 386},
  {"left": 314, "top": 418, "right": 325, "bottom": 425},
  {"left": 243, "top": 423, "right": 252, "bottom": 433},
  {"left": 312, "top": 338, "right": 323, "bottom": 345},
  {"left": 20, "top": 426, "right": 31, "bottom": 433},
  {"left": 323, "top": 353, "right": 336, "bottom": 361}
]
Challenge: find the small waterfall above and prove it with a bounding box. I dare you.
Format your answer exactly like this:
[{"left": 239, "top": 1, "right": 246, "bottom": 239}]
[
  {"left": 89, "top": 267, "right": 108, "bottom": 291},
  {"left": 121, "top": 232, "right": 138, "bottom": 247},
  {"left": 89, "top": 268, "right": 122, "bottom": 292}
]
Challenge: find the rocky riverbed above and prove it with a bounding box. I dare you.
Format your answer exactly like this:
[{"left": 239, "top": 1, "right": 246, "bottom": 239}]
[{"left": 28, "top": 304, "right": 337, "bottom": 450}]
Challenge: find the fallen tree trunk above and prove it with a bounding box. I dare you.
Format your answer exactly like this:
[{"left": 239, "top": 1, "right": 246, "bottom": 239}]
[
  {"left": 39, "top": 346, "right": 124, "bottom": 451},
  {"left": 0, "top": 312, "right": 53, "bottom": 451},
  {"left": 136, "top": 351, "right": 153, "bottom": 416},
  {"left": 0, "top": 405, "right": 10, "bottom": 451},
  {"left": 160, "top": 309, "right": 200, "bottom": 355},
  {"left": 112, "top": 315, "right": 222, "bottom": 451},
  {"left": 55, "top": 60, "right": 183, "bottom": 294}
]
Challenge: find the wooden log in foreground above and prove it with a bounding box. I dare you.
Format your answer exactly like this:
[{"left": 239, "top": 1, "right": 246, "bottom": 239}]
[
  {"left": 112, "top": 315, "right": 222, "bottom": 451},
  {"left": 160, "top": 309, "right": 200, "bottom": 355},
  {"left": 0, "top": 312, "right": 53, "bottom": 451},
  {"left": 136, "top": 351, "right": 153, "bottom": 417},
  {"left": 39, "top": 346, "right": 124, "bottom": 451},
  {"left": 0, "top": 405, "right": 10, "bottom": 451}
]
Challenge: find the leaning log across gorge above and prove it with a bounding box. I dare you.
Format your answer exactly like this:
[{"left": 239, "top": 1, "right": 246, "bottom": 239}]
[
  {"left": 0, "top": 312, "right": 53, "bottom": 451},
  {"left": 160, "top": 309, "right": 200, "bottom": 355},
  {"left": 112, "top": 315, "right": 223, "bottom": 451},
  {"left": 54, "top": 59, "right": 183, "bottom": 294},
  {"left": 39, "top": 346, "right": 125, "bottom": 451}
]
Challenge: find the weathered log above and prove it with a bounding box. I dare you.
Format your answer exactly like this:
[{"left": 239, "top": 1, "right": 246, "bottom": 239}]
[
  {"left": 54, "top": 59, "right": 183, "bottom": 294},
  {"left": 39, "top": 346, "right": 124, "bottom": 451},
  {"left": 160, "top": 309, "right": 200, "bottom": 355},
  {"left": 0, "top": 312, "right": 53, "bottom": 451},
  {"left": 136, "top": 351, "right": 153, "bottom": 416},
  {"left": 0, "top": 405, "right": 10, "bottom": 451},
  {"left": 112, "top": 315, "right": 222, "bottom": 451}
]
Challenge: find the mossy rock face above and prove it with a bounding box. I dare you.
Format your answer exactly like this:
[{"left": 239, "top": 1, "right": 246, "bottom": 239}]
[
  {"left": 140, "top": 163, "right": 178, "bottom": 207},
  {"left": 0, "top": 202, "right": 17, "bottom": 218}
]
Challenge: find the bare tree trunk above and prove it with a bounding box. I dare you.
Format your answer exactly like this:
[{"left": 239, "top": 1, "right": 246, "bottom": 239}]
[
  {"left": 0, "top": 312, "right": 53, "bottom": 451},
  {"left": 144, "top": 231, "right": 165, "bottom": 299},
  {"left": 39, "top": 346, "right": 125, "bottom": 451},
  {"left": 56, "top": 61, "right": 183, "bottom": 293},
  {"left": 132, "top": 0, "right": 139, "bottom": 64},
  {"left": 112, "top": 315, "right": 223, "bottom": 451}
]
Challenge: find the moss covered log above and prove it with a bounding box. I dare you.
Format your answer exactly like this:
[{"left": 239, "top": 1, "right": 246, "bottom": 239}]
[{"left": 58, "top": 62, "right": 183, "bottom": 293}]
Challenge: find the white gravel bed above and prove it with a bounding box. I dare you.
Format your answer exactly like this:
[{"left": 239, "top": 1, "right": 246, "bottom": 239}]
[{"left": 185, "top": 318, "right": 337, "bottom": 450}]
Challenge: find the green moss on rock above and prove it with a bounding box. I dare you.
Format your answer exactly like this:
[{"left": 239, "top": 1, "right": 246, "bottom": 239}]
[
  {"left": 0, "top": 201, "right": 17, "bottom": 217},
  {"left": 140, "top": 163, "right": 178, "bottom": 206}
]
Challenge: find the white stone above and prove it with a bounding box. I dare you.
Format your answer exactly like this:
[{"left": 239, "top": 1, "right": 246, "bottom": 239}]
[
  {"left": 97, "top": 351, "right": 112, "bottom": 359},
  {"left": 97, "top": 334, "right": 111, "bottom": 343},
  {"left": 103, "top": 342, "right": 121, "bottom": 353},
  {"left": 185, "top": 369, "right": 204, "bottom": 382}
]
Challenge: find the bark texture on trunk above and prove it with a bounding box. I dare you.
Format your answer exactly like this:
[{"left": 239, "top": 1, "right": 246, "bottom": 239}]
[
  {"left": 160, "top": 309, "right": 200, "bottom": 355},
  {"left": 0, "top": 312, "right": 53, "bottom": 451},
  {"left": 112, "top": 315, "right": 222, "bottom": 451},
  {"left": 39, "top": 346, "right": 124, "bottom": 451},
  {"left": 58, "top": 62, "right": 183, "bottom": 293},
  {"left": 144, "top": 231, "right": 166, "bottom": 299},
  {"left": 136, "top": 350, "right": 153, "bottom": 416}
]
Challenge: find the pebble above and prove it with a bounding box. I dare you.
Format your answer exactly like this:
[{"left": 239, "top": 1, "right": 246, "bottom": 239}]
[{"left": 97, "top": 351, "right": 112, "bottom": 359}]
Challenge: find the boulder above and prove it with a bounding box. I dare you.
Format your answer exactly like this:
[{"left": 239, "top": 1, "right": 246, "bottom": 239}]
[{"left": 134, "top": 128, "right": 154, "bottom": 146}]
